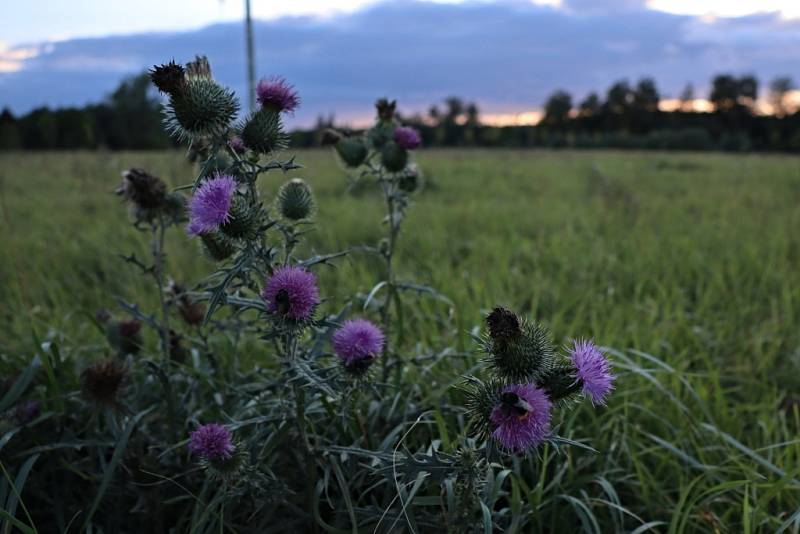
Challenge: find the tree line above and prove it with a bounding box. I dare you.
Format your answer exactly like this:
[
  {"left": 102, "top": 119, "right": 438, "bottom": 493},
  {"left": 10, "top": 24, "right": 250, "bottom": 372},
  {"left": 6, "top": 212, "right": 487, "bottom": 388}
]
[{"left": 2, "top": 73, "right": 799, "bottom": 152}]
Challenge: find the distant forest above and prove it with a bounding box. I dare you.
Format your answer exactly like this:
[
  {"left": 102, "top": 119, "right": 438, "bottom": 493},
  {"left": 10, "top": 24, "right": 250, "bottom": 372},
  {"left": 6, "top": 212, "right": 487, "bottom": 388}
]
[{"left": 1, "top": 72, "right": 799, "bottom": 152}]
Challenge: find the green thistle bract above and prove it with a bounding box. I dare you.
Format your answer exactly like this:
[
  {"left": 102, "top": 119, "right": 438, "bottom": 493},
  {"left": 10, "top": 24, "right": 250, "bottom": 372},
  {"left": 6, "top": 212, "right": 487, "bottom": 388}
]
[
  {"left": 277, "top": 178, "right": 315, "bottom": 221},
  {"left": 240, "top": 108, "right": 288, "bottom": 155},
  {"left": 199, "top": 230, "right": 237, "bottom": 261},
  {"left": 166, "top": 78, "right": 239, "bottom": 141},
  {"left": 461, "top": 376, "right": 503, "bottom": 442},
  {"left": 219, "top": 196, "right": 259, "bottom": 239},
  {"left": 483, "top": 318, "right": 554, "bottom": 382},
  {"left": 335, "top": 137, "right": 368, "bottom": 168},
  {"left": 381, "top": 141, "right": 408, "bottom": 172},
  {"left": 536, "top": 365, "right": 580, "bottom": 402}
]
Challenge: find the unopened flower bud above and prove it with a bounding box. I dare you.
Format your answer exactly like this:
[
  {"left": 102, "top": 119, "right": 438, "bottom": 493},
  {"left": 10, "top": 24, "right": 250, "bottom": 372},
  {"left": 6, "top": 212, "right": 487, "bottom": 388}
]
[
  {"left": 335, "top": 137, "right": 368, "bottom": 168},
  {"left": 381, "top": 142, "right": 408, "bottom": 172},
  {"left": 241, "top": 108, "right": 288, "bottom": 155},
  {"left": 200, "top": 231, "right": 237, "bottom": 261},
  {"left": 277, "top": 178, "right": 315, "bottom": 221},
  {"left": 219, "top": 196, "right": 259, "bottom": 239}
]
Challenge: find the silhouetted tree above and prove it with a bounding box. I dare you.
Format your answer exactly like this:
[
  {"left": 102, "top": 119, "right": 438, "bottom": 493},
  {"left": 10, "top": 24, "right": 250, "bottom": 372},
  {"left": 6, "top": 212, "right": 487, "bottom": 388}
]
[
  {"left": 543, "top": 90, "right": 572, "bottom": 127},
  {"left": 578, "top": 93, "right": 601, "bottom": 117},
  {"left": 0, "top": 108, "right": 21, "bottom": 149},
  {"left": 769, "top": 76, "right": 795, "bottom": 117}
]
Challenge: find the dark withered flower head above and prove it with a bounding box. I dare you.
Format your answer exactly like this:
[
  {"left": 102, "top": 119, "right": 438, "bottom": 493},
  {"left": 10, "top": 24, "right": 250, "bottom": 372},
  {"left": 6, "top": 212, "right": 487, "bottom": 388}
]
[
  {"left": 486, "top": 307, "right": 522, "bottom": 345},
  {"left": 117, "top": 169, "right": 167, "bottom": 210},
  {"left": 149, "top": 60, "right": 186, "bottom": 95},
  {"left": 375, "top": 98, "right": 397, "bottom": 121},
  {"left": 81, "top": 359, "right": 128, "bottom": 408}
]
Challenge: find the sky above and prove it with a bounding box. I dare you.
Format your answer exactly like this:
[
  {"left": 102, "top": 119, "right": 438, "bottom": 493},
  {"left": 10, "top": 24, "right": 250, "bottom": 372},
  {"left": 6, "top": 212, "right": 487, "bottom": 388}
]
[{"left": 2, "top": 0, "right": 799, "bottom": 125}]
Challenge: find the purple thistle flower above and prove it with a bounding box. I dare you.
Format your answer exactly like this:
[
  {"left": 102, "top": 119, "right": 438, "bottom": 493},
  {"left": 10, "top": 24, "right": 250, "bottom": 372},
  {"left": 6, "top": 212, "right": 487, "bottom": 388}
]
[
  {"left": 393, "top": 126, "right": 422, "bottom": 150},
  {"left": 490, "top": 383, "right": 551, "bottom": 452},
  {"left": 333, "top": 319, "right": 385, "bottom": 365},
  {"left": 261, "top": 266, "right": 320, "bottom": 320},
  {"left": 570, "top": 339, "right": 615, "bottom": 405},
  {"left": 189, "top": 423, "right": 234, "bottom": 460},
  {"left": 187, "top": 174, "right": 237, "bottom": 236},
  {"left": 256, "top": 76, "right": 300, "bottom": 114}
]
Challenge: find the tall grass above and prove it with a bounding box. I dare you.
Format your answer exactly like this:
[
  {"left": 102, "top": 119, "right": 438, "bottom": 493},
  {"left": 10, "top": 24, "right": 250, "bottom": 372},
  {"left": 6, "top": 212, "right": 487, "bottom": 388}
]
[{"left": 1, "top": 149, "right": 798, "bottom": 531}]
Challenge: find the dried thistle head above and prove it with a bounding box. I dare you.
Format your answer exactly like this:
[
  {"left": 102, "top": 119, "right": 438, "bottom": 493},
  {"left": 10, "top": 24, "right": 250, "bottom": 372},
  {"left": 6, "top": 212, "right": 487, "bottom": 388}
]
[
  {"left": 486, "top": 307, "right": 521, "bottom": 347},
  {"left": 375, "top": 98, "right": 397, "bottom": 121},
  {"left": 81, "top": 359, "right": 128, "bottom": 408},
  {"left": 149, "top": 60, "right": 186, "bottom": 96},
  {"left": 117, "top": 169, "right": 167, "bottom": 211}
]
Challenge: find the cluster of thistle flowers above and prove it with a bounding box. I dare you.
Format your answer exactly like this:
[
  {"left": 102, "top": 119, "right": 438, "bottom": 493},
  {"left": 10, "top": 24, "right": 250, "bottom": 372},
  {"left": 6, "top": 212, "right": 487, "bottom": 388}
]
[
  {"left": 148, "top": 57, "right": 390, "bottom": 471},
  {"left": 327, "top": 97, "right": 422, "bottom": 190},
  {"left": 464, "top": 307, "right": 615, "bottom": 453}
]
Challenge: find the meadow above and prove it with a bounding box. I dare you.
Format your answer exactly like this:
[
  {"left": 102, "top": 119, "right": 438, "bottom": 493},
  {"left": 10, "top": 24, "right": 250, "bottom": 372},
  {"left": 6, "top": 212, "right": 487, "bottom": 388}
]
[{"left": 1, "top": 148, "right": 799, "bottom": 531}]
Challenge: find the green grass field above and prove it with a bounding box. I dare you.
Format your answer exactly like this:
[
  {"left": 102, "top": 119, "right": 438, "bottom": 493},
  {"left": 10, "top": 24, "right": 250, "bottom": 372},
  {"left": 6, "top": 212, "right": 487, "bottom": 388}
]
[{"left": 2, "top": 149, "right": 800, "bottom": 530}]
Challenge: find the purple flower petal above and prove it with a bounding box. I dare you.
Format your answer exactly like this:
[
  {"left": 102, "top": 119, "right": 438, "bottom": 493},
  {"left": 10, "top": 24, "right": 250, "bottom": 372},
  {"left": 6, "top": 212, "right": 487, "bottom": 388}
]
[
  {"left": 187, "top": 174, "right": 237, "bottom": 236},
  {"left": 189, "top": 423, "right": 234, "bottom": 460},
  {"left": 490, "top": 383, "right": 551, "bottom": 452},
  {"left": 333, "top": 319, "right": 385, "bottom": 364},
  {"left": 393, "top": 126, "right": 422, "bottom": 150},
  {"left": 261, "top": 266, "right": 320, "bottom": 320},
  {"left": 570, "top": 339, "right": 615, "bottom": 405},
  {"left": 256, "top": 76, "right": 300, "bottom": 114}
]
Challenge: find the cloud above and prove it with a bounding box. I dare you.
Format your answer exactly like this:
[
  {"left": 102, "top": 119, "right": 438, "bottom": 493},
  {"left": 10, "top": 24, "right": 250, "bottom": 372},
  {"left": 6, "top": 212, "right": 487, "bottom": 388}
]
[{"left": 1, "top": 0, "right": 799, "bottom": 125}]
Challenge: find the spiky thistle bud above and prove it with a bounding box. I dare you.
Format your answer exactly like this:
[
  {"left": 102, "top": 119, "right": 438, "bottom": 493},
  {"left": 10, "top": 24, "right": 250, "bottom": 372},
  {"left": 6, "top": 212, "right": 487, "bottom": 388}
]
[
  {"left": 381, "top": 141, "right": 408, "bottom": 173},
  {"left": 81, "top": 359, "right": 128, "bottom": 408},
  {"left": 277, "top": 178, "right": 315, "bottom": 221},
  {"left": 334, "top": 137, "right": 368, "bottom": 168},
  {"left": 536, "top": 366, "right": 580, "bottom": 402},
  {"left": 199, "top": 230, "right": 237, "bottom": 261},
  {"left": 219, "top": 196, "right": 260, "bottom": 239},
  {"left": 105, "top": 318, "right": 143, "bottom": 355},
  {"left": 163, "top": 57, "right": 238, "bottom": 141},
  {"left": 149, "top": 60, "right": 186, "bottom": 96},
  {"left": 240, "top": 108, "right": 288, "bottom": 155},
  {"left": 482, "top": 308, "right": 554, "bottom": 382},
  {"left": 375, "top": 98, "right": 397, "bottom": 121}
]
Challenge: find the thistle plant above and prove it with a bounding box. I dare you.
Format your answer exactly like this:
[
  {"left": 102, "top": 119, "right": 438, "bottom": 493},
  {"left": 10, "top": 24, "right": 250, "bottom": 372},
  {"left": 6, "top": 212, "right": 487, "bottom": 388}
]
[
  {"left": 326, "top": 99, "right": 426, "bottom": 381},
  {"left": 462, "top": 306, "right": 615, "bottom": 453}
]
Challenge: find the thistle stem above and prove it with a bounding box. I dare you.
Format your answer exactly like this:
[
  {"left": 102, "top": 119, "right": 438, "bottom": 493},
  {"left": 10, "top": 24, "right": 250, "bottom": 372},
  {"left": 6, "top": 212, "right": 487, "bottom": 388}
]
[{"left": 152, "top": 213, "right": 171, "bottom": 360}]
